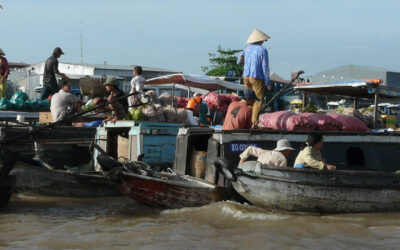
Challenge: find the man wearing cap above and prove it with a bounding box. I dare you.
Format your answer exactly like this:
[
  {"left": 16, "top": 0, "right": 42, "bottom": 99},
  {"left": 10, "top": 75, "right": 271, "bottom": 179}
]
[
  {"left": 239, "top": 29, "right": 271, "bottom": 128},
  {"left": 0, "top": 48, "right": 9, "bottom": 99},
  {"left": 50, "top": 80, "right": 82, "bottom": 123},
  {"left": 41, "top": 47, "right": 70, "bottom": 100},
  {"left": 103, "top": 77, "right": 128, "bottom": 123},
  {"left": 222, "top": 89, "right": 259, "bottom": 130},
  {"left": 239, "top": 139, "right": 294, "bottom": 168}
]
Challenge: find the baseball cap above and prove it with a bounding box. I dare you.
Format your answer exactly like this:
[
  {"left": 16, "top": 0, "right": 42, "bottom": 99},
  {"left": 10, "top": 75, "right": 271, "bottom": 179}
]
[{"left": 53, "top": 47, "right": 64, "bottom": 55}]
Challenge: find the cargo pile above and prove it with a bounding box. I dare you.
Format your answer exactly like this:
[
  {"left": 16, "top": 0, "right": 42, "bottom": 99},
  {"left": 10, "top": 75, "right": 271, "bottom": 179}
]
[
  {"left": 0, "top": 91, "right": 50, "bottom": 111},
  {"left": 126, "top": 92, "right": 240, "bottom": 124},
  {"left": 125, "top": 92, "right": 189, "bottom": 124}
]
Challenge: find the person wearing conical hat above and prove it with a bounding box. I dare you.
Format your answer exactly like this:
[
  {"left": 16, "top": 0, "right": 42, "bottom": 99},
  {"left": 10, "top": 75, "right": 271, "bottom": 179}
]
[
  {"left": 0, "top": 48, "right": 9, "bottom": 99},
  {"left": 238, "top": 29, "right": 271, "bottom": 129}
]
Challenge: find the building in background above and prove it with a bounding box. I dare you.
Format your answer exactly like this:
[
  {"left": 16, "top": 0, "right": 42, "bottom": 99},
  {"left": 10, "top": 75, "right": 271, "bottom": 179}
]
[
  {"left": 7, "top": 62, "right": 179, "bottom": 99},
  {"left": 308, "top": 64, "right": 400, "bottom": 87}
]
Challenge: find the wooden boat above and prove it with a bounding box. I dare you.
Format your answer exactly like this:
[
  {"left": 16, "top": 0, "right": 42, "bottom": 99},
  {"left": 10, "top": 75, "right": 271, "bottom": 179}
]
[
  {"left": 215, "top": 159, "right": 400, "bottom": 213},
  {"left": 118, "top": 171, "right": 225, "bottom": 208},
  {"left": 97, "top": 154, "right": 225, "bottom": 208},
  {"left": 0, "top": 150, "right": 18, "bottom": 208},
  {"left": 10, "top": 163, "right": 120, "bottom": 198},
  {"left": 0, "top": 175, "right": 15, "bottom": 208}
]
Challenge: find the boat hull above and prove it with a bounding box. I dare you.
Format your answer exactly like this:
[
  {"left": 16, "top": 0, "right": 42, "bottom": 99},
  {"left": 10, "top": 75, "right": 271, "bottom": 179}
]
[
  {"left": 10, "top": 164, "right": 120, "bottom": 198},
  {"left": 0, "top": 175, "right": 16, "bottom": 208},
  {"left": 232, "top": 166, "right": 400, "bottom": 213},
  {"left": 119, "top": 171, "right": 225, "bottom": 208}
]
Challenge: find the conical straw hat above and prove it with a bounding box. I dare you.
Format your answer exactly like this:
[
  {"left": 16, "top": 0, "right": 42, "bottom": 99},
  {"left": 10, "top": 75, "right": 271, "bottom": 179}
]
[
  {"left": 246, "top": 29, "right": 271, "bottom": 44},
  {"left": 0, "top": 48, "right": 5, "bottom": 56}
]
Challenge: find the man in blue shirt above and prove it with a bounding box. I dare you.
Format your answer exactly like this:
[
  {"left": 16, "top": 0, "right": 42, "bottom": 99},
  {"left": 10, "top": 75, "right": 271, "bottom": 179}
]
[{"left": 239, "top": 29, "right": 271, "bottom": 128}]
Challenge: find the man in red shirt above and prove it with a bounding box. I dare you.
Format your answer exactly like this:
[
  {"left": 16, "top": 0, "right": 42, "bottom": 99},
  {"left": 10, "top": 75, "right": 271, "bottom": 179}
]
[
  {"left": 0, "top": 48, "right": 9, "bottom": 99},
  {"left": 223, "top": 89, "right": 259, "bottom": 130}
]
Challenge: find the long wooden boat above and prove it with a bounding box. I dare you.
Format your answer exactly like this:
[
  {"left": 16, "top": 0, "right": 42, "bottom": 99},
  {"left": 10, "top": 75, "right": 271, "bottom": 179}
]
[
  {"left": 215, "top": 159, "right": 400, "bottom": 213},
  {"left": 10, "top": 163, "right": 120, "bottom": 198},
  {"left": 0, "top": 150, "right": 18, "bottom": 208},
  {"left": 97, "top": 153, "right": 225, "bottom": 208},
  {"left": 118, "top": 170, "right": 225, "bottom": 208},
  {"left": 0, "top": 175, "right": 15, "bottom": 208}
]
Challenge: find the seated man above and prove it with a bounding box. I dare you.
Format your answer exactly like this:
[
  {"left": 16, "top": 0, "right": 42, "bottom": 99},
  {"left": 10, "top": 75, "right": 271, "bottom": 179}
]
[
  {"left": 50, "top": 80, "right": 82, "bottom": 123},
  {"left": 239, "top": 139, "right": 294, "bottom": 171},
  {"left": 103, "top": 77, "right": 128, "bottom": 123},
  {"left": 222, "top": 89, "right": 258, "bottom": 130}
]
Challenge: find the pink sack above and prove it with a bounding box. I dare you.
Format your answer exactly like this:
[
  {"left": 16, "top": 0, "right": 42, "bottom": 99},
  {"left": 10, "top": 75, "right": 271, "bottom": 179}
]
[
  {"left": 327, "top": 113, "right": 369, "bottom": 131},
  {"left": 203, "top": 92, "right": 219, "bottom": 111},
  {"left": 300, "top": 113, "right": 341, "bottom": 131},
  {"left": 176, "top": 97, "right": 189, "bottom": 108},
  {"left": 260, "top": 111, "right": 311, "bottom": 130}
]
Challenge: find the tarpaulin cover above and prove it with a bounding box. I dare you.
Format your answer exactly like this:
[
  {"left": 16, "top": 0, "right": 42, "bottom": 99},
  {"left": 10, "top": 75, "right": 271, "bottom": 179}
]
[{"left": 145, "top": 74, "right": 245, "bottom": 91}]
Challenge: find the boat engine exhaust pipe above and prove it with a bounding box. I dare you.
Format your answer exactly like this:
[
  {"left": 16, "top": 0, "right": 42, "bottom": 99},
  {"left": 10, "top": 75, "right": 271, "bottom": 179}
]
[{"left": 213, "top": 157, "right": 237, "bottom": 182}]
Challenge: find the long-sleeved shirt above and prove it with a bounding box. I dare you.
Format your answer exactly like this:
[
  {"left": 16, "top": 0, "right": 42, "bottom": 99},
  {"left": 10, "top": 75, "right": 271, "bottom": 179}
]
[
  {"left": 239, "top": 44, "right": 270, "bottom": 86},
  {"left": 294, "top": 146, "right": 325, "bottom": 169},
  {"left": 239, "top": 146, "right": 287, "bottom": 168},
  {"left": 0, "top": 57, "right": 9, "bottom": 82}
]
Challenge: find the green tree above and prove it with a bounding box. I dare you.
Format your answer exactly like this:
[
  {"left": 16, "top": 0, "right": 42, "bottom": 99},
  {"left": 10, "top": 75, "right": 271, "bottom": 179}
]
[{"left": 201, "top": 45, "right": 243, "bottom": 77}]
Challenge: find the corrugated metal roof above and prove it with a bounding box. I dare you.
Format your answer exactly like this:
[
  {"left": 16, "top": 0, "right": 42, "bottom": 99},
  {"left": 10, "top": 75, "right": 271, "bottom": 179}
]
[
  {"left": 62, "top": 62, "right": 180, "bottom": 73},
  {"left": 314, "top": 64, "right": 390, "bottom": 75}
]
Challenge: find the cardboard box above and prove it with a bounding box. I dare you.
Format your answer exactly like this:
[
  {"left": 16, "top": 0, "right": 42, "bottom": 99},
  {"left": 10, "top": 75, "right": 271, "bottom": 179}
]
[
  {"left": 39, "top": 112, "right": 53, "bottom": 124},
  {"left": 190, "top": 150, "right": 207, "bottom": 179},
  {"left": 118, "top": 135, "right": 130, "bottom": 161}
]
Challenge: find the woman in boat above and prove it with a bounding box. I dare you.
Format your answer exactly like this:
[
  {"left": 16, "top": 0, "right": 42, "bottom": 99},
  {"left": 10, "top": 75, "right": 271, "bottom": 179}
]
[{"left": 294, "top": 133, "right": 336, "bottom": 171}]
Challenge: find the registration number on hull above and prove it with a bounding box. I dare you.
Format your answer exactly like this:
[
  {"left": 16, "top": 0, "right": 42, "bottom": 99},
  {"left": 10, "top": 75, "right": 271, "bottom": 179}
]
[{"left": 229, "top": 143, "right": 259, "bottom": 153}]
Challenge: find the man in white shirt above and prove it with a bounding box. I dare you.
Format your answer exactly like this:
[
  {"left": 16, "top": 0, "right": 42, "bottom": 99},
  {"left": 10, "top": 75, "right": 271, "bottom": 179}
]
[
  {"left": 129, "top": 66, "right": 146, "bottom": 107},
  {"left": 50, "top": 81, "right": 82, "bottom": 123},
  {"left": 239, "top": 139, "right": 294, "bottom": 168}
]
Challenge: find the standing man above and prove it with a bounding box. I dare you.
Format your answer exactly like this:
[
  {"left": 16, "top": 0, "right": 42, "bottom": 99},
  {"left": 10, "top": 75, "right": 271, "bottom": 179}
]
[
  {"left": 0, "top": 48, "right": 9, "bottom": 99},
  {"left": 129, "top": 66, "right": 146, "bottom": 107},
  {"left": 222, "top": 89, "right": 259, "bottom": 130},
  {"left": 41, "top": 47, "right": 70, "bottom": 100},
  {"left": 240, "top": 29, "right": 271, "bottom": 128}
]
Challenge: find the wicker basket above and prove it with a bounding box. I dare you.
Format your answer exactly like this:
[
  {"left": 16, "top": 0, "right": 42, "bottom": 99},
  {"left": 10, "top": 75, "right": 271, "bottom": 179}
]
[{"left": 79, "top": 76, "right": 108, "bottom": 97}]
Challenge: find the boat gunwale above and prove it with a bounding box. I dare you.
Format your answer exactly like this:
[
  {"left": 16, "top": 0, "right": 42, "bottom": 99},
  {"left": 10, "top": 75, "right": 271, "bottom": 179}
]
[
  {"left": 237, "top": 167, "right": 400, "bottom": 189},
  {"left": 120, "top": 171, "right": 218, "bottom": 190}
]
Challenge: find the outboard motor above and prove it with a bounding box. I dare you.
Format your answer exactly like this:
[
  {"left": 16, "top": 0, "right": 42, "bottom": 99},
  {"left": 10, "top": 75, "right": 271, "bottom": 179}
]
[
  {"left": 213, "top": 157, "right": 237, "bottom": 182},
  {"left": 96, "top": 154, "right": 123, "bottom": 172}
]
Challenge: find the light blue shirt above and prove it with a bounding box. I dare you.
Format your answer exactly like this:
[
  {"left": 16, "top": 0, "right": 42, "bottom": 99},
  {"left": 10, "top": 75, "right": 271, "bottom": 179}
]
[{"left": 239, "top": 44, "right": 270, "bottom": 86}]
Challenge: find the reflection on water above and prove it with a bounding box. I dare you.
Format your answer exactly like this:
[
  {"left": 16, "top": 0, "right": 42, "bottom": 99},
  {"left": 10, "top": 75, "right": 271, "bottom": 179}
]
[{"left": 1, "top": 194, "right": 400, "bottom": 249}]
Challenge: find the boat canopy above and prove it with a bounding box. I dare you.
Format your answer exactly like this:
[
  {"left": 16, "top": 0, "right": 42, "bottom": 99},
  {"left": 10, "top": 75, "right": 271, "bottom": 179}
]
[
  {"left": 145, "top": 74, "right": 246, "bottom": 92},
  {"left": 294, "top": 80, "right": 400, "bottom": 99}
]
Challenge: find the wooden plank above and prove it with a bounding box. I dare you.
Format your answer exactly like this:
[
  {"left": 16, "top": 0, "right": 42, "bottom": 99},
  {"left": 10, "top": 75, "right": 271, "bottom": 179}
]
[
  {"left": 173, "top": 134, "right": 188, "bottom": 174},
  {"left": 205, "top": 139, "right": 219, "bottom": 184}
]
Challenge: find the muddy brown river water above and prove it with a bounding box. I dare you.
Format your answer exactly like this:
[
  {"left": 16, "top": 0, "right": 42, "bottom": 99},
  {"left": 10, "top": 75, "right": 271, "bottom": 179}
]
[{"left": 1, "top": 194, "right": 399, "bottom": 249}]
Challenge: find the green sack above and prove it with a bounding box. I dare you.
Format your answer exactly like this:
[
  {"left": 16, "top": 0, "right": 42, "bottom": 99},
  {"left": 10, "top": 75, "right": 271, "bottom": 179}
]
[
  {"left": 38, "top": 99, "right": 50, "bottom": 110},
  {"left": 10, "top": 91, "right": 29, "bottom": 109},
  {"left": 0, "top": 98, "right": 11, "bottom": 110},
  {"left": 25, "top": 100, "right": 40, "bottom": 111}
]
